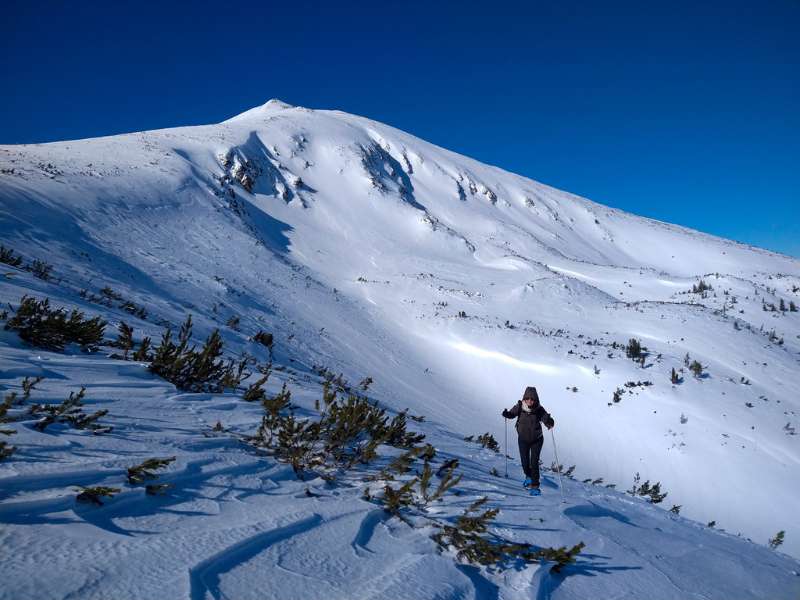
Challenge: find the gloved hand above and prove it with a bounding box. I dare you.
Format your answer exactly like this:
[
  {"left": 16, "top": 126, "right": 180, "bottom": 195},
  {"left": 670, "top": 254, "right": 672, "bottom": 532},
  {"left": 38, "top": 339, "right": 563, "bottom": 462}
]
[{"left": 502, "top": 409, "right": 510, "bottom": 418}]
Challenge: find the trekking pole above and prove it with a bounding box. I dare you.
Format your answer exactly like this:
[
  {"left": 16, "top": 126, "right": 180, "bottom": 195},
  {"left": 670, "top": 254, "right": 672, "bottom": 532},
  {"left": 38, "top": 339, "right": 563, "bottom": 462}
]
[
  {"left": 504, "top": 417, "right": 508, "bottom": 478},
  {"left": 550, "top": 428, "right": 566, "bottom": 503}
]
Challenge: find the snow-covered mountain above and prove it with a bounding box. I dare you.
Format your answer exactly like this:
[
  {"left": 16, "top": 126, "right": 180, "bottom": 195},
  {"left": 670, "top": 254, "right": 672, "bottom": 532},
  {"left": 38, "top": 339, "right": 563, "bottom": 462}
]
[{"left": 1, "top": 100, "right": 799, "bottom": 599}]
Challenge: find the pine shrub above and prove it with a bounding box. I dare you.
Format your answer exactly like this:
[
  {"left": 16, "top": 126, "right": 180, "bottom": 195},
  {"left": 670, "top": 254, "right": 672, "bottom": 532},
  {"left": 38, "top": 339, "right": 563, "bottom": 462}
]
[
  {"left": 0, "top": 391, "right": 17, "bottom": 422},
  {"left": 253, "top": 330, "right": 273, "bottom": 349},
  {"left": 145, "top": 483, "right": 172, "bottom": 496},
  {"left": 75, "top": 486, "right": 120, "bottom": 506},
  {"left": 243, "top": 374, "right": 270, "bottom": 402},
  {"left": 627, "top": 472, "right": 668, "bottom": 503},
  {"left": 431, "top": 496, "right": 584, "bottom": 570},
  {"left": 691, "top": 279, "right": 712, "bottom": 294},
  {"left": 127, "top": 456, "right": 176, "bottom": 485},
  {"left": 21, "top": 376, "right": 43, "bottom": 401},
  {"left": 149, "top": 315, "right": 245, "bottom": 392},
  {"left": 30, "top": 259, "right": 53, "bottom": 281},
  {"left": 768, "top": 530, "right": 785, "bottom": 550},
  {"left": 689, "top": 360, "right": 704, "bottom": 378},
  {"left": 0, "top": 440, "right": 16, "bottom": 460},
  {"left": 625, "top": 338, "right": 644, "bottom": 360},
  {"left": 5, "top": 296, "right": 106, "bottom": 351},
  {"left": 132, "top": 336, "right": 152, "bottom": 361},
  {"left": 30, "top": 387, "right": 112, "bottom": 434},
  {"left": 0, "top": 245, "right": 23, "bottom": 267},
  {"left": 474, "top": 432, "right": 499, "bottom": 452},
  {"left": 113, "top": 321, "right": 134, "bottom": 359}
]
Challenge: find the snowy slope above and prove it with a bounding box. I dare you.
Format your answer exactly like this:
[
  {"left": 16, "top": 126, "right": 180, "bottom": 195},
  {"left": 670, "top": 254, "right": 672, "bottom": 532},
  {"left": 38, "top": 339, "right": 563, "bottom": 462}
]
[{"left": 1, "top": 99, "right": 799, "bottom": 598}]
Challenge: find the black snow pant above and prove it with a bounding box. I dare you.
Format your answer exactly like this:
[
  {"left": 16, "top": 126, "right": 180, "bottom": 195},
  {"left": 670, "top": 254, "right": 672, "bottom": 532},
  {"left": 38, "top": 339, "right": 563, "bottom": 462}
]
[{"left": 518, "top": 436, "right": 544, "bottom": 486}]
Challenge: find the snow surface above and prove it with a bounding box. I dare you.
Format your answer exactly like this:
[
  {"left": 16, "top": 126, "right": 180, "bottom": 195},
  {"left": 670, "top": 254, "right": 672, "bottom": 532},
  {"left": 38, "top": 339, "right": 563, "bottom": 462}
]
[{"left": 1, "top": 99, "right": 799, "bottom": 599}]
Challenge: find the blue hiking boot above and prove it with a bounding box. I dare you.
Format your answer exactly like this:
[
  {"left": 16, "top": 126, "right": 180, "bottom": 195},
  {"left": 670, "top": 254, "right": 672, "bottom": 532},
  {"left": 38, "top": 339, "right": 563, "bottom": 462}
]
[
  {"left": 529, "top": 487, "right": 541, "bottom": 496},
  {"left": 523, "top": 477, "right": 532, "bottom": 488}
]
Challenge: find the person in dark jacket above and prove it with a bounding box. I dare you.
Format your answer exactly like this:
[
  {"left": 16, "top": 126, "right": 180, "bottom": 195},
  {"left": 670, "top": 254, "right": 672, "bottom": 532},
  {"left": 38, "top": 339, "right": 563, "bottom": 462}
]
[{"left": 502, "top": 386, "right": 555, "bottom": 492}]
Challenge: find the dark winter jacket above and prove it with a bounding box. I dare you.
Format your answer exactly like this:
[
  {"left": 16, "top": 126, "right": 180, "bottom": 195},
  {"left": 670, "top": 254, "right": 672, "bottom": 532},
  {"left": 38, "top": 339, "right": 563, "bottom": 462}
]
[{"left": 502, "top": 400, "right": 554, "bottom": 442}]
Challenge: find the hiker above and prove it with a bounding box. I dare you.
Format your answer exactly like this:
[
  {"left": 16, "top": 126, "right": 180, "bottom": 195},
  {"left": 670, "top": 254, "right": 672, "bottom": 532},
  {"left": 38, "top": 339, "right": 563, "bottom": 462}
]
[{"left": 502, "top": 386, "right": 555, "bottom": 494}]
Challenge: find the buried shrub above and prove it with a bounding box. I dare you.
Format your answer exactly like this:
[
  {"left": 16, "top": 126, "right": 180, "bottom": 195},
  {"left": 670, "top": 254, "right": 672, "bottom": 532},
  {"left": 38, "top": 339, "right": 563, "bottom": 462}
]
[
  {"left": 432, "top": 496, "right": 585, "bottom": 570},
  {"left": 127, "top": 456, "right": 176, "bottom": 485},
  {"left": 30, "top": 387, "right": 112, "bottom": 434},
  {"left": 75, "top": 486, "right": 120, "bottom": 506},
  {"left": 5, "top": 296, "right": 106, "bottom": 351}
]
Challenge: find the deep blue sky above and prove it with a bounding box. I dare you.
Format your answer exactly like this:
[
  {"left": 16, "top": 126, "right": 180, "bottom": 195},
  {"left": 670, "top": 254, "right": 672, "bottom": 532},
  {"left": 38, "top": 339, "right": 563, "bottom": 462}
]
[{"left": 2, "top": 1, "right": 798, "bottom": 257}]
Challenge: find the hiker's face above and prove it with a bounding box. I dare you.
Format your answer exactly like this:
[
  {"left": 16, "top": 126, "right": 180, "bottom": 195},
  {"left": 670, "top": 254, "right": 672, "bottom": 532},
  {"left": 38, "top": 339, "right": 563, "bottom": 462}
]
[{"left": 523, "top": 398, "right": 534, "bottom": 405}]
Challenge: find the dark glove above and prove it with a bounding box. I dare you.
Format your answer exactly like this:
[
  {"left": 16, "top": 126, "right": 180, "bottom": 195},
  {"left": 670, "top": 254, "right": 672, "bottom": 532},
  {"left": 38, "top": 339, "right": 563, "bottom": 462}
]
[
  {"left": 546, "top": 417, "right": 555, "bottom": 429},
  {"left": 502, "top": 409, "right": 510, "bottom": 418}
]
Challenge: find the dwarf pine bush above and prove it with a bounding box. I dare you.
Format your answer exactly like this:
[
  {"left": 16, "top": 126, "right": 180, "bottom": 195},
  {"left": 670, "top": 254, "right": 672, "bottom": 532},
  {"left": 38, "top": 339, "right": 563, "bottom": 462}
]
[
  {"left": 626, "top": 338, "right": 644, "bottom": 360},
  {"left": 145, "top": 483, "right": 172, "bottom": 495},
  {"left": 127, "top": 456, "right": 176, "bottom": 485},
  {"left": 469, "top": 432, "right": 499, "bottom": 452},
  {"left": 0, "top": 440, "right": 15, "bottom": 461},
  {"left": 149, "top": 315, "right": 248, "bottom": 392},
  {"left": 768, "top": 530, "right": 785, "bottom": 550},
  {"left": 21, "top": 376, "right": 43, "bottom": 401},
  {"left": 689, "top": 360, "right": 705, "bottom": 378},
  {"left": 30, "top": 387, "right": 112, "bottom": 434},
  {"left": 30, "top": 259, "right": 54, "bottom": 281},
  {"left": 5, "top": 296, "right": 106, "bottom": 351},
  {"left": 431, "top": 496, "right": 584, "bottom": 570},
  {"left": 691, "top": 279, "right": 713, "bottom": 294},
  {"left": 243, "top": 374, "right": 270, "bottom": 402},
  {"left": 113, "top": 321, "right": 134, "bottom": 359},
  {"left": 627, "top": 472, "right": 668, "bottom": 504},
  {"left": 132, "top": 336, "right": 152, "bottom": 361},
  {"left": 0, "top": 245, "right": 23, "bottom": 267},
  {"left": 244, "top": 370, "right": 585, "bottom": 573},
  {"left": 75, "top": 486, "right": 120, "bottom": 506},
  {"left": 249, "top": 376, "right": 427, "bottom": 480}
]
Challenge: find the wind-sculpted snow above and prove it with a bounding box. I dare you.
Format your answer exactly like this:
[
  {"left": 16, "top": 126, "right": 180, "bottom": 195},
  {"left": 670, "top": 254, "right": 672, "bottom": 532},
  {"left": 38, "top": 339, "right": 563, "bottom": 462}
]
[{"left": 1, "top": 100, "right": 799, "bottom": 598}]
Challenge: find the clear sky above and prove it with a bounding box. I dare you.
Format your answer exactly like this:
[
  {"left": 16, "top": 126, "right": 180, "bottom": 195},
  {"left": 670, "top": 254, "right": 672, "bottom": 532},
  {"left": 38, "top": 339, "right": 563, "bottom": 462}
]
[{"left": 2, "top": 1, "right": 798, "bottom": 257}]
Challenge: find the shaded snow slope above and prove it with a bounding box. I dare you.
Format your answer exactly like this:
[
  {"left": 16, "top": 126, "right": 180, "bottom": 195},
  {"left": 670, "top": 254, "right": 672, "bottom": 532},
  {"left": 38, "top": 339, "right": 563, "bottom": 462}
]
[{"left": 1, "top": 100, "right": 799, "bottom": 598}]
